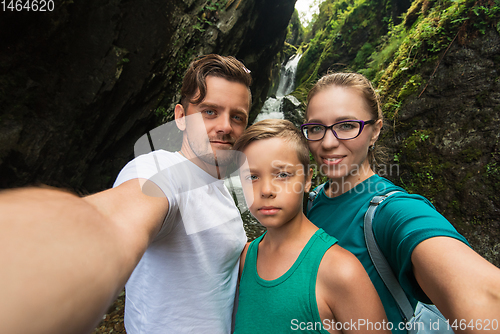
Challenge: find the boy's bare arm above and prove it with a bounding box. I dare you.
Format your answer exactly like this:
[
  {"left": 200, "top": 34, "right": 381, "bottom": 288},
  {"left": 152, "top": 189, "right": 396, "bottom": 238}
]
[
  {"left": 0, "top": 179, "right": 168, "bottom": 334},
  {"left": 317, "top": 246, "right": 391, "bottom": 334}
]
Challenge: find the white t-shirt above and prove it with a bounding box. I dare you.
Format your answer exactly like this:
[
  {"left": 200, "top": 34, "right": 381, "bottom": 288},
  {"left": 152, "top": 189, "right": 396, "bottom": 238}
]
[{"left": 113, "top": 150, "right": 247, "bottom": 334}]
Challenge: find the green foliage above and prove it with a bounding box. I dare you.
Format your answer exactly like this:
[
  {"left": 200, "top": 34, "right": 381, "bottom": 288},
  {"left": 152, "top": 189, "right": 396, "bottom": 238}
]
[
  {"left": 286, "top": 9, "right": 305, "bottom": 45},
  {"left": 118, "top": 58, "right": 129, "bottom": 66},
  {"left": 368, "top": 0, "right": 481, "bottom": 113},
  {"left": 484, "top": 152, "right": 500, "bottom": 190},
  {"left": 471, "top": 1, "right": 500, "bottom": 34},
  {"left": 289, "top": 82, "right": 312, "bottom": 106},
  {"left": 352, "top": 42, "right": 375, "bottom": 70},
  {"left": 359, "top": 30, "right": 404, "bottom": 80},
  {"left": 397, "top": 74, "right": 423, "bottom": 100},
  {"left": 290, "top": 0, "right": 500, "bottom": 139},
  {"left": 486, "top": 161, "right": 499, "bottom": 177},
  {"left": 292, "top": 0, "right": 500, "bottom": 111},
  {"left": 199, "top": 0, "right": 227, "bottom": 13},
  {"left": 403, "top": 129, "right": 433, "bottom": 151},
  {"left": 381, "top": 96, "right": 402, "bottom": 120},
  {"left": 460, "top": 147, "right": 483, "bottom": 163},
  {"left": 397, "top": 137, "right": 453, "bottom": 200},
  {"left": 193, "top": 20, "right": 206, "bottom": 32},
  {"left": 295, "top": 0, "right": 379, "bottom": 96},
  {"left": 154, "top": 106, "right": 167, "bottom": 118},
  {"left": 194, "top": 0, "right": 228, "bottom": 32}
]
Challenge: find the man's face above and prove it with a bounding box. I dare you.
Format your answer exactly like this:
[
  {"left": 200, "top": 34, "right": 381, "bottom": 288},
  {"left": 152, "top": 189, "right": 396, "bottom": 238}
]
[{"left": 176, "top": 76, "right": 250, "bottom": 167}]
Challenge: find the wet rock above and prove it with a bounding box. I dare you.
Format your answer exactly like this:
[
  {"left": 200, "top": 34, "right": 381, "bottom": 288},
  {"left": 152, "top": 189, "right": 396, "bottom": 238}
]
[{"left": 282, "top": 95, "right": 305, "bottom": 128}]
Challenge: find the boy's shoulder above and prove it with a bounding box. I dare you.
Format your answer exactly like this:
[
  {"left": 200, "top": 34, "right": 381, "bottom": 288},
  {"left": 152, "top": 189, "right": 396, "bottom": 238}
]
[
  {"left": 318, "top": 244, "right": 368, "bottom": 290},
  {"left": 315, "top": 244, "right": 372, "bottom": 321},
  {"left": 239, "top": 241, "right": 252, "bottom": 273}
]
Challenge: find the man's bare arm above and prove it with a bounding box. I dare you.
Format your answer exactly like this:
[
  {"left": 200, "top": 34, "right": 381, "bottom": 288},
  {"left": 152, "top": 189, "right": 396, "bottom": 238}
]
[{"left": 0, "top": 179, "right": 168, "bottom": 334}]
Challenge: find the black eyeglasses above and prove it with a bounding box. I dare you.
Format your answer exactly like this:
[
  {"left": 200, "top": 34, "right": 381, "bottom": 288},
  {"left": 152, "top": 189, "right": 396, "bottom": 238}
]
[{"left": 301, "top": 120, "right": 376, "bottom": 141}]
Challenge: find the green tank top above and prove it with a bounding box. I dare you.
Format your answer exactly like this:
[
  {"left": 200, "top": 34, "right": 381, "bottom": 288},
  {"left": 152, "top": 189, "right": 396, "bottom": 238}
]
[{"left": 234, "top": 229, "right": 337, "bottom": 333}]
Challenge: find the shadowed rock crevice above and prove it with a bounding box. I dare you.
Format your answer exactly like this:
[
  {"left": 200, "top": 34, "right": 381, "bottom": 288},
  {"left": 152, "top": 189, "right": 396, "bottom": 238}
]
[{"left": 0, "top": 0, "right": 297, "bottom": 193}]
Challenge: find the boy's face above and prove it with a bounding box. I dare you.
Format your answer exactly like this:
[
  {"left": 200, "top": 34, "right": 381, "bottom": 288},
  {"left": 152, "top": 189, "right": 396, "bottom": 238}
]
[{"left": 240, "top": 137, "right": 312, "bottom": 229}]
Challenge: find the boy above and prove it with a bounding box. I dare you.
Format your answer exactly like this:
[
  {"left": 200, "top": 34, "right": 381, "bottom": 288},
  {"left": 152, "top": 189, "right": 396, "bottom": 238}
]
[{"left": 232, "top": 119, "right": 390, "bottom": 334}]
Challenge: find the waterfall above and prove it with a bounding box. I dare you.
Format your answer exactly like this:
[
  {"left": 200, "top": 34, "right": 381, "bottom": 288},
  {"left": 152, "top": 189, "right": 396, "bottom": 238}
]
[
  {"left": 254, "top": 53, "right": 302, "bottom": 123},
  {"left": 276, "top": 53, "right": 302, "bottom": 97}
]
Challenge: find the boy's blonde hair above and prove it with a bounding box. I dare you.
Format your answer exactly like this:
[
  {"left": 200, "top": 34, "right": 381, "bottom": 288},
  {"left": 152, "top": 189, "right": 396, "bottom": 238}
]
[{"left": 233, "top": 119, "right": 310, "bottom": 174}]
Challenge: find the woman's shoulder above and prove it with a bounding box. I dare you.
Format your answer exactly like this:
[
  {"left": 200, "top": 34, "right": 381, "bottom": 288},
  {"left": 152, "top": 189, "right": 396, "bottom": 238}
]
[
  {"left": 334, "top": 175, "right": 405, "bottom": 204},
  {"left": 372, "top": 182, "right": 457, "bottom": 239},
  {"left": 365, "top": 175, "right": 404, "bottom": 193},
  {"left": 365, "top": 176, "right": 436, "bottom": 206}
]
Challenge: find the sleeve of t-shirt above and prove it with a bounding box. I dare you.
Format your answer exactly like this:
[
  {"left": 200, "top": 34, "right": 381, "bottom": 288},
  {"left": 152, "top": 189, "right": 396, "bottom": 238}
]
[
  {"left": 113, "top": 151, "right": 178, "bottom": 237},
  {"left": 372, "top": 192, "right": 470, "bottom": 303}
]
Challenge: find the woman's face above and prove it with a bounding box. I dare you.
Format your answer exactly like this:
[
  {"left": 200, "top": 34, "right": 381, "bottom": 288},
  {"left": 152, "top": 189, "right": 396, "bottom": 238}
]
[{"left": 306, "top": 85, "right": 382, "bottom": 191}]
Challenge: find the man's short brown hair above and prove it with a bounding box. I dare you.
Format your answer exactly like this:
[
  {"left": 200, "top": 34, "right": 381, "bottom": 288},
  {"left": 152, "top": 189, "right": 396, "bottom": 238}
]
[{"left": 181, "top": 54, "right": 252, "bottom": 109}]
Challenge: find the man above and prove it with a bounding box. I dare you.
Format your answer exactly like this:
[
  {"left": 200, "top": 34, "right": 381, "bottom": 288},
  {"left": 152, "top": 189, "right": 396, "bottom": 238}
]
[{"left": 0, "top": 54, "right": 252, "bottom": 334}]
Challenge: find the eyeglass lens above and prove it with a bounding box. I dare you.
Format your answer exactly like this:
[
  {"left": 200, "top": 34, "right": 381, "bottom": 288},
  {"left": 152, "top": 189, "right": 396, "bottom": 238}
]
[{"left": 303, "top": 121, "right": 362, "bottom": 140}]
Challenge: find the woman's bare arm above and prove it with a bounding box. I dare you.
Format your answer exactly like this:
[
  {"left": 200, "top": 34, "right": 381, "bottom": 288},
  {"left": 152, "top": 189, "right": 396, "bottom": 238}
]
[{"left": 412, "top": 236, "right": 500, "bottom": 333}]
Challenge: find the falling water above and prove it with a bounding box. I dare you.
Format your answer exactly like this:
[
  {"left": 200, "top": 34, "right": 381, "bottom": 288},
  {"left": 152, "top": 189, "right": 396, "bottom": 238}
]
[
  {"left": 276, "top": 53, "right": 302, "bottom": 97},
  {"left": 254, "top": 53, "right": 302, "bottom": 123},
  {"left": 230, "top": 54, "right": 303, "bottom": 240}
]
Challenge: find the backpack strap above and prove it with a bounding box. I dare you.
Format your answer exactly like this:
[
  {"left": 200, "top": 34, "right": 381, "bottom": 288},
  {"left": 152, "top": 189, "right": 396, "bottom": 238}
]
[
  {"left": 364, "top": 191, "right": 414, "bottom": 322},
  {"left": 307, "top": 183, "right": 326, "bottom": 214}
]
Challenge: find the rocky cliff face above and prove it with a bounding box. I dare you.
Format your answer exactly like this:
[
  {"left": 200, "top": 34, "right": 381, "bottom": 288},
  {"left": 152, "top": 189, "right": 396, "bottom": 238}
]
[
  {"left": 0, "top": 0, "right": 296, "bottom": 193},
  {"left": 388, "top": 29, "right": 500, "bottom": 266}
]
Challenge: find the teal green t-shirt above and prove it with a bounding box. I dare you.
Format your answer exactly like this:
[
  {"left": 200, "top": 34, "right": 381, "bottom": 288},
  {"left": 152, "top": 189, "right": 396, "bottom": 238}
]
[{"left": 307, "top": 175, "right": 469, "bottom": 333}]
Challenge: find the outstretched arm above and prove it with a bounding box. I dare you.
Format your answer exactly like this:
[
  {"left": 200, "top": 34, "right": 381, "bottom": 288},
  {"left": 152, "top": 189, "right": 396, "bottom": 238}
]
[
  {"left": 0, "top": 179, "right": 168, "bottom": 334},
  {"left": 412, "top": 236, "right": 500, "bottom": 333},
  {"left": 318, "top": 246, "right": 391, "bottom": 334}
]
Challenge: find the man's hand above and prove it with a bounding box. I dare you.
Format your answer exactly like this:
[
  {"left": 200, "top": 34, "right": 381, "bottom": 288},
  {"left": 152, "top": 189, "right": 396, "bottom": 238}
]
[{"left": 0, "top": 180, "right": 168, "bottom": 334}]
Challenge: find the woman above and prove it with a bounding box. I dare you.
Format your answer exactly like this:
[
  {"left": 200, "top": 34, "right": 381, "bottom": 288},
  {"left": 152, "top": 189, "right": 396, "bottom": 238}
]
[{"left": 303, "top": 72, "right": 500, "bottom": 333}]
